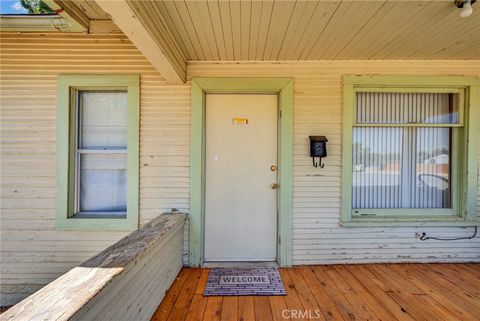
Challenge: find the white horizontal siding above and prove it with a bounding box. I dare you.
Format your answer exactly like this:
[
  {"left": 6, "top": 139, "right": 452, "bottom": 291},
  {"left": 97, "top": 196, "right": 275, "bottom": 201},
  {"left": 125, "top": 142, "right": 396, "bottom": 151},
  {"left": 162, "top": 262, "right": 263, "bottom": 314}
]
[
  {"left": 1, "top": 31, "right": 479, "bottom": 305},
  {"left": 0, "top": 33, "right": 189, "bottom": 306}
]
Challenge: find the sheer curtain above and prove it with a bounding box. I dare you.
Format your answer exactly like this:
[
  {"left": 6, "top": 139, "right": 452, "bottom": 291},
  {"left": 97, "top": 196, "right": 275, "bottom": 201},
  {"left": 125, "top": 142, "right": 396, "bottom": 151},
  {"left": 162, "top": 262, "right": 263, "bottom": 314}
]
[
  {"left": 352, "top": 92, "right": 455, "bottom": 209},
  {"left": 77, "top": 91, "right": 128, "bottom": 214}
]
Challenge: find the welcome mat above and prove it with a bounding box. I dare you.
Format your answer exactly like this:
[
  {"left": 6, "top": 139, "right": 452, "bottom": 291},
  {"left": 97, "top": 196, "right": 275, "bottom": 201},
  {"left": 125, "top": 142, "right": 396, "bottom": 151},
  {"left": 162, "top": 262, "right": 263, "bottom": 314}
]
[{"left": 204, "top": 267, "right": 286, "bottom": 296}]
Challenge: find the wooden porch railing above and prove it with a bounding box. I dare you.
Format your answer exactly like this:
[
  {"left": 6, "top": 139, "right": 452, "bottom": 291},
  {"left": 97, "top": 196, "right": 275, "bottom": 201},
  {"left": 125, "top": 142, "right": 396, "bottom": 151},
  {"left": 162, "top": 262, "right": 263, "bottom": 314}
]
[{"left": 0, "top": 213, "right": 187, "bottom": 321}]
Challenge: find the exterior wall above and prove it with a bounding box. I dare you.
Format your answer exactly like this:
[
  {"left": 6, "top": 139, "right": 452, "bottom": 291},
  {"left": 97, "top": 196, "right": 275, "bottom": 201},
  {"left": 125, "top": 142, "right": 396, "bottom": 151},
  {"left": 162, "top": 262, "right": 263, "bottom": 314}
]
[
  {"left": 0, "top": 32, "right": 479, "bottom": 305},
  {"left": 0, "top": 33, "right": 189, "bottom": 306},
  {"left": 187, "top": 62, "right": 480, "bottom": 265}
]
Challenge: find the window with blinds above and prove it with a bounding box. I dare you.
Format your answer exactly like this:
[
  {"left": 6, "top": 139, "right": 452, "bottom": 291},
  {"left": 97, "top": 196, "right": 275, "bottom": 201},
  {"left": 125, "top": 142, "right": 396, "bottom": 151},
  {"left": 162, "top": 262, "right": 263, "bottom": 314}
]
[
  {"left": 75, "top": 91, "right": 128, "bottom": 217},
  {"left": 351, "top": 91, "right": 461, "bottom": 213}
]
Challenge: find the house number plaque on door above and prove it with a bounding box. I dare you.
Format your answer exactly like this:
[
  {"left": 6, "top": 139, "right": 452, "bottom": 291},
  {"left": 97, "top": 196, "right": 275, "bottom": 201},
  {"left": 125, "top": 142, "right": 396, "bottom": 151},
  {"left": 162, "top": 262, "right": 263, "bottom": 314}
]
[{"left": 232, "top": 118, "right": 249, "bottom": 125}]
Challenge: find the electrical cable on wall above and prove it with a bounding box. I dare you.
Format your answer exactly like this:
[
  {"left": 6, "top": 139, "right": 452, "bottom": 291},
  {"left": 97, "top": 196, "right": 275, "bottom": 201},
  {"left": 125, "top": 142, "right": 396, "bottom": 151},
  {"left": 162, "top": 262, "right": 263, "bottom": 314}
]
[{"left": 418, "top": 226, "right": 477, "bottom": 241}]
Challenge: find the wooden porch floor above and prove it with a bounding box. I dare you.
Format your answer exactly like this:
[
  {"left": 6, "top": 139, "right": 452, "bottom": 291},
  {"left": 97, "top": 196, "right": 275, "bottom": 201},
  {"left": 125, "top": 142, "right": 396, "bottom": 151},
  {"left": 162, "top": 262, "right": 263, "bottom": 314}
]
[{"left": 151, "top": 264, "right": 480, "bottom": 321}]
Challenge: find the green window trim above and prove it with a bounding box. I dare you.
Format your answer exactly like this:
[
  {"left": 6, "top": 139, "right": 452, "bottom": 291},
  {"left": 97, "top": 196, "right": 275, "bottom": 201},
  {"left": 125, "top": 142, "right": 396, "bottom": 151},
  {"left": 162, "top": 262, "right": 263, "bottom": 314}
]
[
  {"left": 341, "top": 75, "right": 480, "bottom": 226},
  {"left": 56, "top": 75, "right": 140, "bottom": 230}
]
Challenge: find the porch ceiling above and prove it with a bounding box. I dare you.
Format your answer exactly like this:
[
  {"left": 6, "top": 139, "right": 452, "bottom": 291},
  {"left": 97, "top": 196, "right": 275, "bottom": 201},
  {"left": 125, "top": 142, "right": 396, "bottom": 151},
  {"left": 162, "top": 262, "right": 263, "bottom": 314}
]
[{"left": 136, "top": 0, "right": 480, "bottom": 61}]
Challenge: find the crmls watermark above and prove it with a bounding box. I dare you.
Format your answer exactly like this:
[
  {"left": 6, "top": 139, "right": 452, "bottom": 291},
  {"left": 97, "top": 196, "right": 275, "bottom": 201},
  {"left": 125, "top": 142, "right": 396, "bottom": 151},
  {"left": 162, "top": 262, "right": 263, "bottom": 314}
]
[{"left": 282, "top": 309, "right": 323, "bottom": 319}]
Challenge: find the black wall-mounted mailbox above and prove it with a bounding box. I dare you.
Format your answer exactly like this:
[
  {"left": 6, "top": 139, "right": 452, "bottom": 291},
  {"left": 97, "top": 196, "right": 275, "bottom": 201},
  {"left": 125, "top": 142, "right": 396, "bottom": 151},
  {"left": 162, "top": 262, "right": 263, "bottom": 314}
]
[{"left": 309, "top": 136, "right": 328, "bottom": 168}]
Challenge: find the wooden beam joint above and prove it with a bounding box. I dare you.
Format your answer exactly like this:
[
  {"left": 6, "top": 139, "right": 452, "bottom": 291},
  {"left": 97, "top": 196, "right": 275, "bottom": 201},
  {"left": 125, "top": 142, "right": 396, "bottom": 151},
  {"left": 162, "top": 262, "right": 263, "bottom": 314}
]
[{"left": 95, "top": 0, "right": 186, "bottom": 84}]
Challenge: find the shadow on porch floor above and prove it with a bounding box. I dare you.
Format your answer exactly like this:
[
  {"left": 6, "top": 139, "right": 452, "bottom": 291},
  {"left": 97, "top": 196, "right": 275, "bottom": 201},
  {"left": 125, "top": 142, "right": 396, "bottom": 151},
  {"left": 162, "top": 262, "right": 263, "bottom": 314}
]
[{"left": 151, "top": 263, "right": 480, "bottom": 321}]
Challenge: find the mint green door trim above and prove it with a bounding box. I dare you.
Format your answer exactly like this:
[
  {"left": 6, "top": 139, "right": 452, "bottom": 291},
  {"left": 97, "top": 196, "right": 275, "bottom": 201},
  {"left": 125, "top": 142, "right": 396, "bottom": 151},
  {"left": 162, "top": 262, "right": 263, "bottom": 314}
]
[
  {"left": 56, "top": 75, "right": 140, "bottom": 230},
  {"left": 190, "top": 78, "right": 293, "bottom": 267},
  {"left": 465, "top": 85, "right": 480, "bottom": 223},
  {"left": 341, "top": 75, "right": 480, "bottom": 226}
]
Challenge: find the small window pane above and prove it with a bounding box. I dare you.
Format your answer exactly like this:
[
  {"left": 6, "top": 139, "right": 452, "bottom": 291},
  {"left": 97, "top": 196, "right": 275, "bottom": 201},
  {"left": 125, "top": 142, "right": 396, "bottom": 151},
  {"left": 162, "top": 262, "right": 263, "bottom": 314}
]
[
  {"left": 352, "top": 127, "right": 451, "bottom": 209},
  {"left": 79, "top": 91, "right": 128, "bottom": 149},
  {"left": 356, "top": 92, "right": 459, "bottom": 124},
  {"left": 79, "top": 154, "right": 127, "bottom": 213},
  {"left": 415, "top": 128, "right": 451, "bottom": 208},
  {"left": 352, "top": 128, "right": 403, "bottom": 209}
]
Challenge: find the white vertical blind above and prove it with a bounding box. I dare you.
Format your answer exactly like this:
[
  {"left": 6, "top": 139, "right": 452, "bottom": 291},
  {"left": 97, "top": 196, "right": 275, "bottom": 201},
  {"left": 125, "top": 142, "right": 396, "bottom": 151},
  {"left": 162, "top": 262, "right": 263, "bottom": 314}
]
[
  {"left": 356, "top": 92, "right": 458, "bottom": 124},
  {"left": 352, "top": 92, "right": 453, "bottom": 209},
  {"left": 77, "top": 91, "right": 128, "bottom": 214}
]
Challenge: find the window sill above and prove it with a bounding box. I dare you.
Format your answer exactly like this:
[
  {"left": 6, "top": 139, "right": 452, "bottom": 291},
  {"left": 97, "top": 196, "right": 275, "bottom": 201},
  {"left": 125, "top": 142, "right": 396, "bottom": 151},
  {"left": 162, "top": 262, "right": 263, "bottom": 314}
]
[
  {"left": 55, "top": 216, "right": 137, "bottom": 231},
  {"left": 74, "top": 213, "right": 127, "bottom": 219},
  {"left": 341, "top": 216, "right": 478, "bottom": 227}
]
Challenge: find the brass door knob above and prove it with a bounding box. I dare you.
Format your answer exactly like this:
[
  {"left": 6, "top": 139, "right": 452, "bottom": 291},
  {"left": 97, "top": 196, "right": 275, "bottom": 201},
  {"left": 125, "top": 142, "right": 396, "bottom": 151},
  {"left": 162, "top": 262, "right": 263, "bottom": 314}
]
[{"left": 270, "top": 183, "right": 279, "bottom": 189}]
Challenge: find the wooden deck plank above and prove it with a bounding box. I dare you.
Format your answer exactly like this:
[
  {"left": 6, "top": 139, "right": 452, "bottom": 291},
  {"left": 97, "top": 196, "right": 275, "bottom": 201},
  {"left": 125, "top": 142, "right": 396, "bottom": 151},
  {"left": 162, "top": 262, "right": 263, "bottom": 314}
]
[
  {"left": 269, "top": 296, "right": 290, "bottom": 321},
  {"left": 287, "top": 268, "right": 326, "bottom": 319},
  {"left": 253, "top": 297, "right": 273, "bottom": 321},
  {"left": 366, "top": 264, "right": 456, "bottom": 321},
  {"left": 455, "top": 263, "right": 480, "bottom": 273},
  {"left": 278, "top": 269, "right": 308, "bottom": 321},
  {"left": 185, "top": 295, "right": 208, "bottom": 321},
  {"left": 166, "top": 268, "right": 202, "bottom": 321},
  {"left": 195, "top": 269, "right": 210, "bottom": 295},
  {"left": 310, "top": 265, "right": 358, "bottom": 321},
  {"left": 151, "top": 264, "right": 480, "bottom": 321},
  {"left": 441, "top": 264, "right": 480, "bottom": 285},
  {"left": 332, "top": 265, "right": 398, "bottom": 321},
  {"left": 151, "top": 268, "right": 190, "bottom": 321},
  {"left": 322, "top": 265, "right": 381, "bottom": 321},
  {"left": 385, "top": 264, "right": 474, "bottom": 321},
  {"left": 429, "top": 264, "right": 480, "bottom": 298},
  {"left": 344, "top": 265, "right": 415, "bottom": 321},
  {"left": 202, "top": 297, "right": 223, "bottom": 321},
  {"left": 297, "top": 266, "right": 344, "bottom": 321},
  {"left": 408, "top": 265, "right": 480, "bottom": 310},
  {"left": 354, "top": 265, "right": 432, "bottom": 321},
  {"left": 237, "top": 296, "right": 255, "bottom": 321},
  {"left": 220, "top": 297, "right": 238, "bottom": 321},
  {"left": 390, "top": 264, "right": 479, "bottom": 320}
]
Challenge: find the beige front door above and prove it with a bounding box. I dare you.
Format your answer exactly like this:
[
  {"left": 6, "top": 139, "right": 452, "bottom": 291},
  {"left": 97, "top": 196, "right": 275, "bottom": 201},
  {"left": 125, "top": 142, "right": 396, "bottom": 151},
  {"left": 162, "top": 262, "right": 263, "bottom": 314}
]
[{"left": 204, "top": 94, "right": 278, "bottom": 262}]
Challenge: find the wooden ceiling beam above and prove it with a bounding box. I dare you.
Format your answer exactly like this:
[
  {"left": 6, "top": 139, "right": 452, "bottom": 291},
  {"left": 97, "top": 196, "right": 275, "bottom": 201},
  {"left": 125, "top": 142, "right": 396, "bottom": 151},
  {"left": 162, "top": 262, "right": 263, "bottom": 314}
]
[
  {"left": 42, "top": 0, "right": 89, "bottom": 32},
  {"left": 95, "top": 0, "right": 186, "bottom": 84}
]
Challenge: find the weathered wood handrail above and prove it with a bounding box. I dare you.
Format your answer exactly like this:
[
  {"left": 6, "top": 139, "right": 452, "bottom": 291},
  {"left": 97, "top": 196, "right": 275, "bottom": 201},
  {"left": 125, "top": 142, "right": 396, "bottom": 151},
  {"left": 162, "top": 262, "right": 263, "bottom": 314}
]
[{"left": 1, "top": 213, "right": 187, "bottom": 321}]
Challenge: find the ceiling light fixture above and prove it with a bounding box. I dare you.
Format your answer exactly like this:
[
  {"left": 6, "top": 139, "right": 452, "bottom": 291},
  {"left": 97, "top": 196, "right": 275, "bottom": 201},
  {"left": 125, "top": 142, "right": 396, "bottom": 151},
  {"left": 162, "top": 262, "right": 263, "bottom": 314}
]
[{"left": 455, "top": 0, "right": 476, "bottom": 17}]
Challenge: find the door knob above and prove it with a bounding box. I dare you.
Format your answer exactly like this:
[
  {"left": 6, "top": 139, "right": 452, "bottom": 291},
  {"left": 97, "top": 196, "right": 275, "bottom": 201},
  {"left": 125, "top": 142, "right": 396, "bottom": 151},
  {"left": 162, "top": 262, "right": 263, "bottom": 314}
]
[{"left": 270, "top": 183, "right": 279, "bottom": 190}]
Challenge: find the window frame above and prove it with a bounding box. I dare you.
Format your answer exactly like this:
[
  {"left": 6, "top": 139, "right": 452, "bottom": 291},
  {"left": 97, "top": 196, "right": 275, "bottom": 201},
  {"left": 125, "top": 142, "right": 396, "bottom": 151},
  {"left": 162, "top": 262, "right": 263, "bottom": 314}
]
[
  {"left": 341, "top": 75, "right": 479, "bottom": 226},
  {"left": 56, "top": 75, "right": 140, "bottom": 230},
  {"left": 74, "top": 90, "right": 128, "bottom": 217}
]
